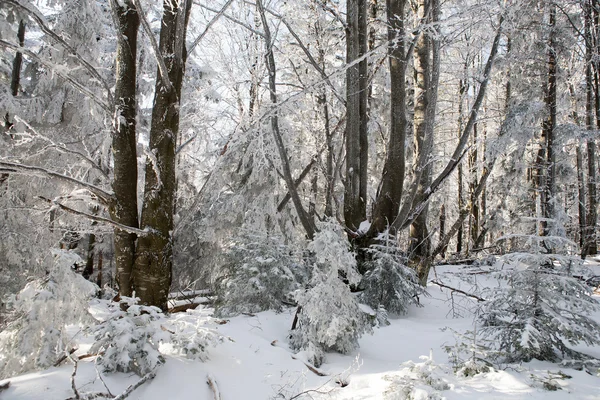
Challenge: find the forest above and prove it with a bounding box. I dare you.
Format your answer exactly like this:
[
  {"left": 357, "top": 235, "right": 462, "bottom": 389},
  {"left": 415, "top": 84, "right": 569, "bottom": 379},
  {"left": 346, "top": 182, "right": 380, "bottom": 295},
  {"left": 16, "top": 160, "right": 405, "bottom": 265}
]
[{"left": 1, "top": 0, "right": 600, "bottom": 399}]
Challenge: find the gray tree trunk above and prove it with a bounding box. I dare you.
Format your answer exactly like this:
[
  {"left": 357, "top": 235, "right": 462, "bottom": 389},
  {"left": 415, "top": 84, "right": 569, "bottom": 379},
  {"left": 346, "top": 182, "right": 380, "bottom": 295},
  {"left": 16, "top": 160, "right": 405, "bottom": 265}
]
[
  {"left": 367, "top": 0, "right": 407, "bottom": 237},
  {"left": 344, "top": 0, "right": 368, "bottom": 231},
  {"left": 109, "top": 0, "right": 140, "bottom": 298},
  {"left": 134, "top": 0, "right": 192, "bottom": 311}
]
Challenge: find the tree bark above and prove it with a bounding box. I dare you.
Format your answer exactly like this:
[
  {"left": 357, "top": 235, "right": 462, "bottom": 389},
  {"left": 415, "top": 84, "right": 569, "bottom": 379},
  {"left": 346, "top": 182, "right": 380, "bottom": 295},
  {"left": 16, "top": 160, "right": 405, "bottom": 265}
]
[
  {"left": 134, "top": 0, "right": 192, "bottom": 310},
  {"left": 109, "top": 0, "right": 140, "bottom": 298}
]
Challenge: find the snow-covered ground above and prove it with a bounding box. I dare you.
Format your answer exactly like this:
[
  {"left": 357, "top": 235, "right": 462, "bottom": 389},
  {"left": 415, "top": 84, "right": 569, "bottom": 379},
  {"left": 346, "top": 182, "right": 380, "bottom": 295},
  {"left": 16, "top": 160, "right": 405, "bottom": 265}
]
[{"left": 2, "top": 264, "right": 600, "bottom": 400}]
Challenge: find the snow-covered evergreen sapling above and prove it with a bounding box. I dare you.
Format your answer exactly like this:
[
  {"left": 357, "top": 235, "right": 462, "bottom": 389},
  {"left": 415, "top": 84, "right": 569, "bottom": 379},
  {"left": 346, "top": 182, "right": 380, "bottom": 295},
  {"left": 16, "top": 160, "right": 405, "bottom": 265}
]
[
  {"left": 90, "top": 297, "right": 165, "bottom": 376},
  {"left": 359, "top": 231, "right": 424, "bottom": 318},
  {"left": 214, "top": 232, "right": 305, "bottom": 317},
  {"left": 91, "top": 297, "right": 221, "bottom": 375},
  {"left": 289, "top": 220, "right": 371, "bottom": 367},
  {"left": 478, "top": 237, "right": 600, "bottom": 363},
  {"left": 0, "top": 249, "right": 97, "bottom": 379}
]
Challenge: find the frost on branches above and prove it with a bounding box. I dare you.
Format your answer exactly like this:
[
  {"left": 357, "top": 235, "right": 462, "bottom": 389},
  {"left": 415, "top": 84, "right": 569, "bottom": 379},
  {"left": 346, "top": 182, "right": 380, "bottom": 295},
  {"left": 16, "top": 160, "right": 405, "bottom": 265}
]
[
  {"left": 0, "top": 249, "right": 97, "bottom": 379},
  {"left": 359, "top": 232, "right": 424, "bottom": 317},
  {"left": 289, "top": 221, "right": 371, "bottom": 367},
  {"left": 214, "top": 232, "right": 306, "bottom": 317},
  {"left": 478, "top": 236, "right": 600, "bottom": 363}
]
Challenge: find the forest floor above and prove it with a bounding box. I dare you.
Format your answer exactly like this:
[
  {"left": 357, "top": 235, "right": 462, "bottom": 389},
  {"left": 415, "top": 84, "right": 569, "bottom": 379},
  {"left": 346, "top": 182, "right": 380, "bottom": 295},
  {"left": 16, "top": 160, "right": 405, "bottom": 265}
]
[{"left": 2, "top": 262, "right": 600, "bottom": 400}]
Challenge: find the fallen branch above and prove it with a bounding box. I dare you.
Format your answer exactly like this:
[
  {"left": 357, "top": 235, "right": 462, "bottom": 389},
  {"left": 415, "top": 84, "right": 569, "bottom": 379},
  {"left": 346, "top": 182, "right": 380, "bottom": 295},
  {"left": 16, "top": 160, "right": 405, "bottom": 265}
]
[
  {"left": 430, "top": 280, "right": 486, "bottom": 302},
  {"left": 168, "top": 302, "right": 200, "bottom": 313},
  {"left": 270, "top": 340, "right": 328, "bottom": 377},
  {"left": 291, "top": 355, "right": 328, "bottom": 377},
  {"left": 54, "top": 347, "right": 78, "bottom": 367},
  {"left": 206, "top": 374, "right": 221, "bottom": 400},
  {"left": 0, "top": 381, "right": 10, "bottom": 392},
  {"left": 113, "top": 372, "right": 156, "bottom": 400}
]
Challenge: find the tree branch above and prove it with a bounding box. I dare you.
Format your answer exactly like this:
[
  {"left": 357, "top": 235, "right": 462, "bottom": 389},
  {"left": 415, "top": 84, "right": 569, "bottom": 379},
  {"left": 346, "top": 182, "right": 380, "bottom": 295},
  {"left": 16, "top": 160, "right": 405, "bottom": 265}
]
[
  {"left": 0, "top": 40, "right": 111, "bottom": 113},
  {"left": 193, "top": 2, "right": 265, "bottom": 37},
  {"left": 132, "top": 0, "right": 174, "bottom": 92},
  {"left": 112, "top": 372, "right": 156, "bottom": 400},
  {"left": 206, "top": 374, "right": 221, "bottom": 400},
  {"left": 263, "top": 7, "right": 345, "bottom": 105},
  {"left": 430, "top": 280, "right": 486, "bottom": 302},
  {"left": 188, "top": 0, "right": 234, "bottom": 55},
  {"left": 256, "top": 0, "right": 316, "bottom": 239},
  {"left": 38, "top": 196, "right": 147, "bottom": 236},
  {"left": 0, "top": 161, "right": 113, "bottom": 203},
  {"left": 3, "top": 0, "right": 113, "bottom": 104}
]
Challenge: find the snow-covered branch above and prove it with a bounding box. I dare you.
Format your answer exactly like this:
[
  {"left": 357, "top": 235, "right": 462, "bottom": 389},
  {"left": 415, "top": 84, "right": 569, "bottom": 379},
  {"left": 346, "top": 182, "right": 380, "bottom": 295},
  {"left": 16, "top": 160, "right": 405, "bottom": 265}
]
[
  {"left": 2, "top": 0, "right": 113, "bottom": 105},
  {"left": 38, "top": 196, "right": 148, "bottom": 236},
  {"left": 132, "top": 0, "right": 174, "bottom": 93},
  {"left": 0, "top": 161, "right": 113, "bottom": 203},
  {"left": 0, "top": 40, "right": 111, "bottom": 113}
]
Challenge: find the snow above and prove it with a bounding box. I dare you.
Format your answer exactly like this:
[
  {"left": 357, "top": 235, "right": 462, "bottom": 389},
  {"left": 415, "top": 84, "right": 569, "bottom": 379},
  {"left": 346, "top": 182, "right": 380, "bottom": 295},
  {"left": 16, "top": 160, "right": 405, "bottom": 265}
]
[{"left": 2, "top": 265, "right": 600, "bottom": 400}]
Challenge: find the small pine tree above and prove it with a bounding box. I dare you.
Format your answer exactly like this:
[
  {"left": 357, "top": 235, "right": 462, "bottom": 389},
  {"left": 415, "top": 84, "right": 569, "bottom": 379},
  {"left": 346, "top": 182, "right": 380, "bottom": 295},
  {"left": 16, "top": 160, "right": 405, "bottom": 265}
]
[
  {"left": 359, "top": 232, "right": 424, "bottom": 316},
  {"left": 479, "top": 239, "right": 600, "bottom": 362},
  {"left": 214, "top": 232, "right": 305, "bottom": 317},
  {"left": 289, "top": 221, "right": 371, "bottom": 367},
  {"left": 90, "top": 297, "right": 165, "bottom": 376}
]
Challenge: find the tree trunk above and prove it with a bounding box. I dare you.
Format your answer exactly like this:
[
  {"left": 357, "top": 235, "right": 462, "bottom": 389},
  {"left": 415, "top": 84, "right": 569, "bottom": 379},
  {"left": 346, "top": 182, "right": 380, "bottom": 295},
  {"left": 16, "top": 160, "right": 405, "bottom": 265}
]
[
  {"left": 410, "top": 0, "right": 440, "bottom": 283},
  {"left": 584, "top": 0, "right": 597, "bottom": 256},
  {"left": 344, "top": 0, "right": 368, "bottom": 231},
  {"left": 367, "top": 0, "right": 407, "bottom": 237},
  {"left": 109, "top": 0, "right": 140, "bottom": 298},
  {"left": 134, "top": 0, "right": 192, "bottom": 311},
  {"left": 10, "top": 20, "right": 25, "bottom": 97}
]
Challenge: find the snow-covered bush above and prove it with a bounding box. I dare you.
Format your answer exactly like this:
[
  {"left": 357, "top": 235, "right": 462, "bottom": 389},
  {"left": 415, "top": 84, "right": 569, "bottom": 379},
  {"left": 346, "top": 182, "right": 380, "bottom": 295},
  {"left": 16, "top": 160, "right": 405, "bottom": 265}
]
[
  {"left": 163, "top": 308, "right": 223, "bottom": 361},
  {"left": 384, "top": 352, "right": 450, "bottom": 400},
  {"left": 442, "top": 327, "right": 497, "bottom": 377},
  {"left": 91, "top": 298, "right": 222, "bottom": 375},
  {"left": 478, "top": 245, "right": 600, "bottom": 363},
  {"left": 0, "top": 249, "right": 98, "bottom": 378},
  {"left": 90, "top": 297, "right": 165, "bottom": 376},
  {"left": 214, "top": 232, "right": 306, "bottom": 317},
  {"left": 289, "top": 221, "right": 371, "bottom": 367},
  {"left": 359, "top": 232, "right": 424, "bottom": 316}
]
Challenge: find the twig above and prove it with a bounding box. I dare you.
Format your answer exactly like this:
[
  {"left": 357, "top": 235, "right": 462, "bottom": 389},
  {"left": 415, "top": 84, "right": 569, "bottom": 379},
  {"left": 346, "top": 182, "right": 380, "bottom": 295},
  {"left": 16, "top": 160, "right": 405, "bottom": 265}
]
[
  {"left": 206, "top": 374, "right": 221, "bottom": 400},
  {"left": 430, "top": 280, "right": 486, "bottom": 302}
]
